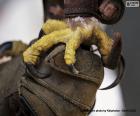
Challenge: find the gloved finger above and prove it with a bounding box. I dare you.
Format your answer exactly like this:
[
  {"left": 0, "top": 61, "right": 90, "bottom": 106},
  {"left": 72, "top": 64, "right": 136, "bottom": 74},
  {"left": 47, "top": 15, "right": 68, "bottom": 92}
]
[{"left": 25, "top": 63, "right": 51, "bottom": 79}]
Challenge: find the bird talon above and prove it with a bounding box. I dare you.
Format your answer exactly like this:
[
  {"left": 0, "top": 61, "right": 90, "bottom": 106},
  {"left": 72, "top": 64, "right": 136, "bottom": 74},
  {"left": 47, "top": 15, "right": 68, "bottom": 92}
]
[{"left": 69, "top": 64, "right": 79, "bottom": 74}]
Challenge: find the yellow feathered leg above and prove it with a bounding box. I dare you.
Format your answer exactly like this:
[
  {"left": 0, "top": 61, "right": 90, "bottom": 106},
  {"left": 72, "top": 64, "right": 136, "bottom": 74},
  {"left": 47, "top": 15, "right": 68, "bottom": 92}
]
[
  {"left": 23, "top": 28, "right": 72, "bottom": 64},
  {"left": 64, "top": 27, "right": 83, "bottom": 65},
  {"left": 42, "top": 19, "right": 69, "bottom": 34},
  {"left": 93, "top": 27, "right": 113, "bottom": 56}
]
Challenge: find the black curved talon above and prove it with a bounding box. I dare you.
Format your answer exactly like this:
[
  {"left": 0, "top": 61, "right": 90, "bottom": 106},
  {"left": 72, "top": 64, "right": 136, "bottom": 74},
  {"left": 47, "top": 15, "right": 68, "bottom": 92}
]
[
  {"left": 0, "top": 42, "right": 12, "bottom": 57},
  {"left": 100, "top": 55, "right": 125, "bottom": 90},
  {"left": 69, "top": 64, "right": 79, "bottom": 74},
  {"left": 25, "top": 63, "right": 51, "bottom": 79}
]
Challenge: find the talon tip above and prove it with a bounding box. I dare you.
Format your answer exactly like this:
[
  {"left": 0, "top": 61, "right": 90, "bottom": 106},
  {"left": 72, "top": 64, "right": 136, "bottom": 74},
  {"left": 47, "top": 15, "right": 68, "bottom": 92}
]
[{"left": 69, "top": 64, "right": 79, "bottom": 74}]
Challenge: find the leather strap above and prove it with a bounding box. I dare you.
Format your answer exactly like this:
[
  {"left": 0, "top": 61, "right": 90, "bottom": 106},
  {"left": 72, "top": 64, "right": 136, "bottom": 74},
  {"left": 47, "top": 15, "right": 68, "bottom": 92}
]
[{"left": 64, "top": 0, "right": 98, "bottom": 18}]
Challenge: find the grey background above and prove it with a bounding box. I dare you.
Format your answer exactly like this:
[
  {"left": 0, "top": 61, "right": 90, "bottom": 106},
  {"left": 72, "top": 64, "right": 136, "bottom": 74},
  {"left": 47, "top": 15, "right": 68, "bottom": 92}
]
[{"left": 107, "top": 7, "right": 140, "bottom": 116}]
